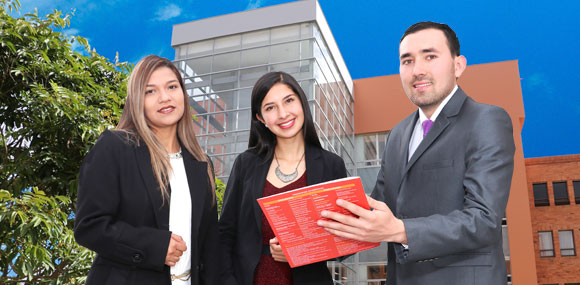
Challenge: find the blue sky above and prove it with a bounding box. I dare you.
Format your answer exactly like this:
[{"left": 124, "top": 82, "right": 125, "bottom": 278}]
[{"left": 15, "top": 0, "right": 580, "bottom": 158}]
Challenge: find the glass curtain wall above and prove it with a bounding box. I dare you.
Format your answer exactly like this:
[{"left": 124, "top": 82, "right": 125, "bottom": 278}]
[{"left": 173, "top": 22, "right": 355, "bottom": 182}]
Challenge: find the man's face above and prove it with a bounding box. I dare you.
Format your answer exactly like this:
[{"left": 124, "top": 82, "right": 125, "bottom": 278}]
[{"left": 399, "top": 28, "right": 465, "bottom": 115}]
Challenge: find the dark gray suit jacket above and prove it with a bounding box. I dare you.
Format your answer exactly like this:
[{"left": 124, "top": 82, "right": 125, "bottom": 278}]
[
  {"left": 371, "top": 88, "right": 515, "bottom": 285},
  {"left": 74, "top": 130, "right": 219, "bottom": 284},
  {"left": 219, "top": 145, "right": 347, "bottom": 285}
]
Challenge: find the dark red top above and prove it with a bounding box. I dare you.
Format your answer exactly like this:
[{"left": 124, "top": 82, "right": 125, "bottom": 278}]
[{"left": 253, "top": 172, "right": 307, "bottom": 285}]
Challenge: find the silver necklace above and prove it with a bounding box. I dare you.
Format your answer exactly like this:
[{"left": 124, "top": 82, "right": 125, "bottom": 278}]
[
  {"left": 274, "top": 152, "right": 305, "bottom": 183},
  {"left": 168, "top": 149, "right": 182, "bottom": 159}
]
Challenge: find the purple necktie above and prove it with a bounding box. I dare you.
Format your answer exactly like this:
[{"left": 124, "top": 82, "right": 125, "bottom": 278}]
[{"left": 422, "top": 119, "right": 434, "bottom": 137}]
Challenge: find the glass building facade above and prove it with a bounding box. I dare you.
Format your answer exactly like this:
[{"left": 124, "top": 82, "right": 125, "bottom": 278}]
[{"left": 173, "top": 21, "right": 355, "bottom": 182}]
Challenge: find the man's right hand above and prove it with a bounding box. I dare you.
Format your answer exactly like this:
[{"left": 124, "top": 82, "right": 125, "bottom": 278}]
[{"left": 317, "top": 196, "right": 407, "bottom": 244}]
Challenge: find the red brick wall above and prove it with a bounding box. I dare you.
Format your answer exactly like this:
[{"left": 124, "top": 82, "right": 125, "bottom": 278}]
[{"left": 526, "top": 155, "right": 580, "bottom": 284}]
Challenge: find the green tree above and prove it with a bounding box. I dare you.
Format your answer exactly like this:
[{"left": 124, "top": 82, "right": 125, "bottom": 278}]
[
  {"left": 0, "top": 1, "right": 227, "bottom": 282},
  {"left": 216, "top": 178, "right": 225, "bottom": 217},
  {"left": 0, "top": 0, "right": 129, "bottom": 199},
  {"left": 0, "top": 189, "right": 94, "bottom": 284},
  {"left": 0, "top": 0, "right": 129, "bottom": 282}
]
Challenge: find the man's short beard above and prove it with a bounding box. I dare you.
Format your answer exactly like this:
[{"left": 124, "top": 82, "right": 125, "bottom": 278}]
[{"left": 410, "top": 95, "right": 443, "bottom": 110}]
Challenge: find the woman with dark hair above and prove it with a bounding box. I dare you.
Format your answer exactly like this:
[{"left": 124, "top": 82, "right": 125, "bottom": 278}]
[
  {"left": 219, "top": 71, "right": 347, "bottom": 285},
  {"left": 74, "top": 55, "right": 218, "bottom": 284}
]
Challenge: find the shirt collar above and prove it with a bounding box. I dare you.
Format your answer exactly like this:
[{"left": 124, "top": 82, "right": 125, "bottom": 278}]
[{"left": 418, "top": 85, "right": 458, "bottom": 124}]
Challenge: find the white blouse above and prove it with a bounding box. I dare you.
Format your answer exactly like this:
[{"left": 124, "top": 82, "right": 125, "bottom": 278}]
[{"left": 168, "top": 152, "right": 192, "bottom": 285}]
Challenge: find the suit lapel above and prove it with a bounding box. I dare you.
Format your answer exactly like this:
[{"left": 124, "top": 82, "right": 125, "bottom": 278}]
[
  {"left": 181, "top": 148, "right": 208, "bottom": 243},
  {"left": 135, "top": 142, "right": 169, "bottom": 230},
  {"left": 251, "top": 155, "right": 272, "bottom": 231},
  {"left": 401, "top": 112, "right": 417, "bottom": 169},
  {"left": 404, "top": 117, "right": 450, "bottom": 173},
  {"left": 394, "top": 113, "right": 418, "bottom": 196},
  {"left": 403, "top": 88, "right": 467, "bottom": 174}
]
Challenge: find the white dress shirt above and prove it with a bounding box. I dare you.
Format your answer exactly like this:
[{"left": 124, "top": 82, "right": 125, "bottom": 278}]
[{"left": 169, "top": 153, "right": 192, "bottom": 285}]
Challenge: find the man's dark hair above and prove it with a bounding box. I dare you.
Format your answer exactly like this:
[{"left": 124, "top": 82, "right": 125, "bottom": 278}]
[{"left": 400, "top": 21, "right": 460, "bottom": 56}]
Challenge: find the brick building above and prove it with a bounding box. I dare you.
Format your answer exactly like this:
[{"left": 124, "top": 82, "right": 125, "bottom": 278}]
[{"left": 527, "top": 155, "right": 580, "bottom": 285}]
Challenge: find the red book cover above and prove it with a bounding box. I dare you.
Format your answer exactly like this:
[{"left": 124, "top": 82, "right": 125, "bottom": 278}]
[{"left": 257, "top": 177, "right": 380, "bottom": 268}]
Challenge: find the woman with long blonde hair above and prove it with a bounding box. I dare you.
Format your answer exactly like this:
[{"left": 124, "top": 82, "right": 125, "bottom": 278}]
[{"left": 75, "top": 55, "right": 218, "bottom": 284}]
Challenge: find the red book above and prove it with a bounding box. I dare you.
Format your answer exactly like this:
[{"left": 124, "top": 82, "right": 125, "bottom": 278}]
[{"left": 257, "top": 177, "right": 380, "bottom": 268}]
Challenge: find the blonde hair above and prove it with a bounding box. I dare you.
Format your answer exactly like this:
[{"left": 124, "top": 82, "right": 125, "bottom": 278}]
[{"left": 117, "top": 55, "right": 215, "bottom": 203}]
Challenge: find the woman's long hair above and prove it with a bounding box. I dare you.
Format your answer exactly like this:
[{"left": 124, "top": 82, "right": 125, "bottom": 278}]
[
  {"left": 117, "top": 55, "right": 215, "bottom": 202},
  {"left": 248, "top": 71, "right": 322, "bottom": 160}
]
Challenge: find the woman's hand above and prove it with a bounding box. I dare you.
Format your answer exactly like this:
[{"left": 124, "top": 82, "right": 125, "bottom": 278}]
[
  {"left": 165, "top": 234, "right": 187, "bottom": 266},
  {"left": 269, "top": 237, "right": 288, "bottom": 263}
]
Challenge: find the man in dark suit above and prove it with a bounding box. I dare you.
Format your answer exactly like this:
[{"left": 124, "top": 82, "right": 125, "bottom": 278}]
[{"left": 318, "top": 21, "right": 515, "bottom": 284}]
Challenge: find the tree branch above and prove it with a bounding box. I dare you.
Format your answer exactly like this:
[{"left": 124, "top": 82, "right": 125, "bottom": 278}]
[
  {"left": 49, "top": 259, "right": 68, "bottom": 281},
  {"left": 1, "top": 125, "right": 8, "bottom": 159}
]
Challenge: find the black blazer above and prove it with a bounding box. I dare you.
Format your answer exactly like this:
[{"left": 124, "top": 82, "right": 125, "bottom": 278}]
[
  {"left": 219, "top": 145, "right": 347, "bottom": 285},
  {"left": 74, "top": 130, "right": 219, "bottom": 285}
]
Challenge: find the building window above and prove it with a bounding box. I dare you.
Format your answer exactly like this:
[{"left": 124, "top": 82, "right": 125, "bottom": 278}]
[
  {"left": 366, "top": 264, "right": 387, "bottom": 282},
  {"left": 502, "top": 218, "right": 510, "bottom": 258},
  {"left": 538, "top": 231, "right": 555, "bottom": 257},
  {"left": 553, "top": 181, "right": 570, "bottom": 205},
  {"left": 354, "top": 132, "right": 388, "bottom": 167},
  {"left": 573, "top": 180, "right": 580, "bottom": 204},
  {"left": 559, "top": 230, "right": 576, "bottom": 256},
  {"left": 533, "top": 183, "right": 549, "bottom": 206},
  {"left": 363, "top": 135, "right": 378, "bottom": 164}
]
